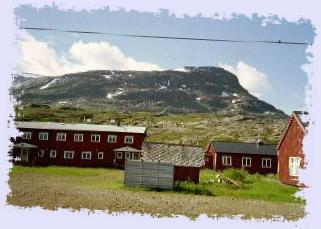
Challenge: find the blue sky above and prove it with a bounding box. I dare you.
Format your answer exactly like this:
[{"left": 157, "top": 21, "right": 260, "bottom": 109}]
[{"left": 15, "top": 4, "right": 315, "bottom": 114}]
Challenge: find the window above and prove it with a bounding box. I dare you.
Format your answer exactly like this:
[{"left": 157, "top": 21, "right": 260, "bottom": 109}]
[
  {"left": 242, "top": 157, "right": 251, "bottom": 167},
  {"left": 125, "top": 152, "right": 131, "bottom": 159},
  {"left": 98, "top": 152, "right": 104, "bottom": 160},
  {"left": 91, "top": 134, "right": 100, "bottom": 142},
  {"left": 50, "top": 150, "right": 57, "bottom": 158},
  {"left": 56, "top": 133, "right": 66, "bottom": 141},
  {"left": 108, "top": 135, "right": 117, "bottom": 143},
  {"left": 39, "top": 132, "right": 49, "bottom": 140},
  {"left": 124, "top": 136, "right": 134, "bottom": 144},
  {"left": 116, "top": 152, "right": 123, "bottom": 159},
  {"left": 38, "top": 150, "right": 45, "bottom": 158},
  {"left": 289, "top": 157, "right": 301, "bottom": 176},
  {"left": 64, "top": 151, "right": 74, "bottom": 159},
  {"left": 74, "top": 133, "right": 83, "bottom": 142},
  {"left": 222, "top": 156, "right": 232, "bottom": 166},
  {"left": 22, "top": 132, "right": 32, "bottom": 139},
  {"left": 262, "top": 158, "right": 272, "bottom": 168},
  {"left": 81, "top": 151, "right": 92, "bottom": 160},
  {"left": 132, "top": 153, "right": 140, "bottom": 160}
]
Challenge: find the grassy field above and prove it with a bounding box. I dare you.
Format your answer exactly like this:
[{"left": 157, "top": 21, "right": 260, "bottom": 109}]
[
  {"left": 7, "top": 165, "right": 305, "bottom": 220},
  {"left": 10, "top": 165, "right": 303, "bottom": 203},
  {"left": 15, "top": 105, "right": 287, "bottom": 146}
]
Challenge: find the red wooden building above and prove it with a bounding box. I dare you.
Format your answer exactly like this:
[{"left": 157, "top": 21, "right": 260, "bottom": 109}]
[
  {"left": 277, "top": 111, "right": 309, "bottom": 186},
  {"left": 11, "top": 121, "right": 147, "bottom": 168},
  {"left": 205, "top": 141, "right": 278, "bottom": 174},
  {"left": 141, "top": 142, "right": 204, "bottom": 183}
]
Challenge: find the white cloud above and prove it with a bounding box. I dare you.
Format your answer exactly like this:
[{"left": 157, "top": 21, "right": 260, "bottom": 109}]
[
  {"left": 18, "top": 35, "right": 162, "bottom": 76},
  {"left": 219, "top": 61, "right": 272, "bottom": 98}
]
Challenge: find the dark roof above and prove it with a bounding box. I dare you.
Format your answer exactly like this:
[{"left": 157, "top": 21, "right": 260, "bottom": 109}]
[
  {"left": 141, "top": 142, "right": 204, "bottom": 167},
  {"left": 211, "top": 141, "right": 277, "bottom": 155}
]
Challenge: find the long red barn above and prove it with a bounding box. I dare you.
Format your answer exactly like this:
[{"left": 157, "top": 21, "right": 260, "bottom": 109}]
[
  {"left": 12, "top": 121, "right": 147, "bottom": 168},
  {"left": 205, "top": 141, "right": 278, "bottom": 174}
]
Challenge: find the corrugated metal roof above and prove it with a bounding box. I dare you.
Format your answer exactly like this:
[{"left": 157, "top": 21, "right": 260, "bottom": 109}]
[
  {"left": 212, "top": 141, "right": 277, "bottom": 155},
  {"left": 15, "top": 121, "right": 146, "bottom": 134},
  {"left": 142, "top": 142, "right": 204, "bottom": 167}
]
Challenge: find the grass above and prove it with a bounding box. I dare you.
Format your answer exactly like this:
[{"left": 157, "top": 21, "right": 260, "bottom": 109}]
[{"left": 9, "top": 165, "right": 304, "bottom": 204}]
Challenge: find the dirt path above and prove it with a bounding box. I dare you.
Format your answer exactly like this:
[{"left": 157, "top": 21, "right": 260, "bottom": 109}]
[{"left": 7, "top": 173, "right": 304, "bottom": 221}]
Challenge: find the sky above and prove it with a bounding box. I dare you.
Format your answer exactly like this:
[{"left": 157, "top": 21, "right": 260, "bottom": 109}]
[{"left": 14, "top": 4, "right": 315, "bottom": 115}]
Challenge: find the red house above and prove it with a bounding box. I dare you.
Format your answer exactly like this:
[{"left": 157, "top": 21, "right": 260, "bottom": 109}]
[
  {"left": 11, "top": 121, "right": 147, "bottom": 168},
  {"left": 277, "top": 111, "right": 309, "bottom": 186},
  {"left": 141, "top": 142, "right": 204, "bottom": 183},
  {"left": 205, "top": 141, "right": 278, "bottom": 174}
]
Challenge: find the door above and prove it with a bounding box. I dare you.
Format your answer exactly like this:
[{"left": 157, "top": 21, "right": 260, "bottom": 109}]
[{"left": 20, "top": 148, "right": 29, "bottom": 162}]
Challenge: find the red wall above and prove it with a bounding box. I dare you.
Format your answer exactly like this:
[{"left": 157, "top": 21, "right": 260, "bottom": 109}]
[
  {"left": 214, "top": 152, "right": 278, "bottom": 174},
  {"left": 174, "top": 166, "right": 200, "bottom": 183},
  {"left": 204, "top": 143, "right": 277, "bottom": 175},
  {"left": 13, "top": 127, "right": 146, "bottom": 168},
  {"left": 278, "top": 117, "right": 305, "bottom": 186}
]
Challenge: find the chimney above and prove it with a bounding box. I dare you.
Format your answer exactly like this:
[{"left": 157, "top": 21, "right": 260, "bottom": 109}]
[{"left": 257, "top": 139, "right": 264, "bottom": 146}]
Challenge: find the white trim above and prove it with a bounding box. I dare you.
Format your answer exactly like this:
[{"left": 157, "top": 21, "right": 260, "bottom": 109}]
[
  {"left": 91, "top": 134, "right": 100, "bottom": 142},
  {"left": 81, "top": 151, "right": 92, "bottom": 160},
  {"left": 38, "top": 150, "right": 45, "bottom": 158},
  {"left": 289, "top": 157, "right": 301, "bottom": 177},
  {"left": 116, "top": 152, "right": 123, "bottom": 159},
  {"left": 98, "top": 152, "right": 104, "bottom": 160},
  {"left": 222, "top": 155, "right": 232, "bottom": 166},
  {"left": 39, "top": 132, "right": 49, "bottom": 140},
  {"left": 262, "top": 158, "right": 272, "bottom": 168},
  {"left": 242, "top": 157, "right": 252, "bottom": 167},
  {"left": 56, "top": 133, "right": 66, "bottom": 141},
  {"left": 22, "top": 132, "right": 32, "bottom": 139},
  {"left": 124, "top": 135, "right": 134, "bottom": 144},
  {"left": 107, "top": 135, "right": 117, "bottom": 143},
  {"left": 50, "top": 150, "right": 57, "bottom": 158},
  {"left": 64, "top": 151, "right": 74, "bottom": 159},
  {"left": 74, "top": 133, "right": 83, "bottom": 142}
]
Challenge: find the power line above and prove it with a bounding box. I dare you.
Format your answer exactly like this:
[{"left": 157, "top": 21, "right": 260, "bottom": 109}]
[{"left": 20, "top": 26, "right": 312, "bottom": 46}]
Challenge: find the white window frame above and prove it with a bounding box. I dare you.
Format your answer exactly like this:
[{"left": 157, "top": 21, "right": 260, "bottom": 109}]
[
  {"left": 222, "top": 156, "right": 232, "bottom": 166},
  {"left": 98, "top": 152, "right": 104, "bottom": 160},
  {"left": 50, "top": 150, "right": 57, "bottom": 158},
  {"left": 125, "top": 152, "right": 131, "bottom": 159},
  {"left": 74, "top": 133, "right": 83, "bottom": 142},
  {"left": 242, "top": 157, "right": 252, "bottom": 167},
  {"left": 38, "top": 150, "right": 45, "bottom": 158},
  {"left": 107, "top": 135, "right": 117, "bottom": 143},
  {"left": 262, "top": 158, "right": 272, "bottom": 168},
  {"left": 116, "top": 152, "right": 123, "bottom": 159},
  {"left": 289, "top": 157, "right": 301, "bottom": 177},
  {"left": 132, "top": 153, "right": 140, "bottom": 160},
  {"left": 81, "top": 151, "right": 92, "bottom": 160},
  {"left": 91, "top": 134, "right": 100, "bottom": 142},
  {"left": 22, "top": 132, "right": 32, "bottom": 139},
  {"left": 124, "top": 135, "right": 134, "bottom": 144},
  {"left": 39, "top": 132, "right": 49, "bottom": 140},
  {"left": 64, "top": 151, "right": 74, "bottom": 159},
  {"left": 56, "top": 133, "right": 67, "bottom": 142}
]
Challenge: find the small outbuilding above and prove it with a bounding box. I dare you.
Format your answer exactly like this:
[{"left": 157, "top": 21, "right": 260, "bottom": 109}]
[
  {"left": 205, "top": 141, "right": 278, "bottom": 174},
  {"left": 277, "top": 111, "right": 309, "bottom": 186},
  {"left": 141, "top": 142, "right": 204, "bottom": 183}
]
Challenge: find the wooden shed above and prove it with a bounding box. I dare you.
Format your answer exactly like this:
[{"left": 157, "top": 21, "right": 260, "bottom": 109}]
[
  {"left": 205, "top": 141, "right": 278, "bottom": 174},
  {"left": 277, "top": 111, "right": 309, "bottom": 186},
  {"left": 141, "top": 142, "right": 205, "bottom": 183}
]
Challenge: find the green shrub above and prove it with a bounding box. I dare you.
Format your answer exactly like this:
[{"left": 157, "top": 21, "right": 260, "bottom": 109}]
[{"left": 223, "top": 168, "right": 249, "bottom": 182}]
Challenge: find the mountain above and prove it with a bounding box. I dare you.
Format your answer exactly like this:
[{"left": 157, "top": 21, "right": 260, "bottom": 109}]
[{"left": 11, "top": 66, "right": 286, "bottom": 117}]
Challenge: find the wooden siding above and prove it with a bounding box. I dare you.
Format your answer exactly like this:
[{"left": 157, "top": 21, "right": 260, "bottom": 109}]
[
  {"left": 124, "top": 160, "right": 174, "bottom": 189},
  {"left": 174, "top": 166, "right": 200, "bottom": 183},
  {"left": 278, "top": 117, "right": 305, "bottom": 186}
]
